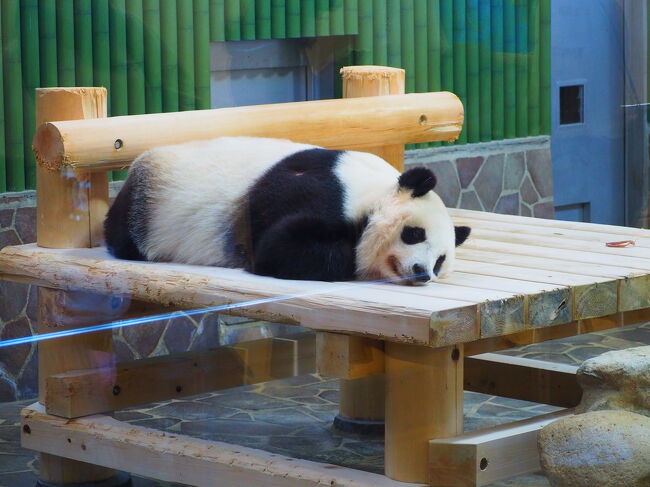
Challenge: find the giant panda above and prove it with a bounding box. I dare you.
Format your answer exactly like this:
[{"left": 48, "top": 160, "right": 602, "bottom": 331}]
[{"left": 104, "top": 136, "right": 470, "bottom": 285}]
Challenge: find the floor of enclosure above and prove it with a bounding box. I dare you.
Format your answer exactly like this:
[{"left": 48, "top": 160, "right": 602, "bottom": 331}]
[{"left": 2, "top": 321, "right": 650, "bottom": 487}]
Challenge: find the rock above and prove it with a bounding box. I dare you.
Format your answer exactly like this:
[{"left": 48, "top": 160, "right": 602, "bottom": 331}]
[
  {"left": 576, "top": 346, "right": 650, "bottom": 417},
  {"left": 538, "top": 410, "right": 650, "bottom": 487}
]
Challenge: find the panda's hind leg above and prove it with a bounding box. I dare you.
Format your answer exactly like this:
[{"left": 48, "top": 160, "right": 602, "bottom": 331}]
[{"left": 251, "top": 213, "right": 357, "bottom": 281}]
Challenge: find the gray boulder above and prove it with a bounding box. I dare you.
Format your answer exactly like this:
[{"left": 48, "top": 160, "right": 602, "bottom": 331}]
[
  {"left": 538, "top": 410, "right": 650, "bottom": 487},
  {"left": 576, "top": 346, "right": 650, "bottom": 416}
]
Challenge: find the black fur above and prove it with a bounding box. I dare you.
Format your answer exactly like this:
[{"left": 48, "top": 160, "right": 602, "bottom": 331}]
[
  {"left": 398, "top": 167, "right": 437, "bottom": 197},
  {"left": 246, "top": 148, "right": 362, "bottom": 281},
  {"left": 455, "top": 226, "right": 471, "bottom": 247},
  {"left": 401, "top": 226, "right": 426, "bottom": 245},
  {"left": 434, "top": 255, "right": 446, "bottom": 275},
  {"left": 104, "top": 167, "right": 149, "bottom": 261}
]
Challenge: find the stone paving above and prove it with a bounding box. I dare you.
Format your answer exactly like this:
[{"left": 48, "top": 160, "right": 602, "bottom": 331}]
[{"left": 1, "top": 321, "right": 649, "bottom": 487}]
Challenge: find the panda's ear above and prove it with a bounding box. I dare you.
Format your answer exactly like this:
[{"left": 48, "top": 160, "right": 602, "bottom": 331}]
[
  {"left": 398, "top": 167, "right": 437, "bottom": 198},
  {"left": 455, "top": 226, "right": 471, "bottom": 247}
]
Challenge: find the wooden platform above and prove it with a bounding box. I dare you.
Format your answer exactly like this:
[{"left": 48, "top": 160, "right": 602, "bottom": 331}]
[{"left": 2, "top": 208, "right": 649, "bottom": 350}]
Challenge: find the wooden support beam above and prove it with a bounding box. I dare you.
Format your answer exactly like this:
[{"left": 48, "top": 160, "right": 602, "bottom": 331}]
[
  {"left": 33, "top": 92, "right": 464, "bottom": 172},
  {"left": 36, "top": 87, "right": 109, "bottom": 248},
  {"left": 316, "top": 332, "right": 384, "bottom": 379},
  {"left": 45, "top": 334, "right": 315, "bottom": 418},
  {"left": 385, "top": 344, "right": 464, "bottom": 483},
  {"left": 21, "top": 402, "right": 425, "bottom": 487},
  {"left": 464, "top": 353, "right": 580, "bottom": 407},
  {"left": 429, "top": 409, "right": 572, "bottom": 487},
  {"left": 334, "top": 66, "right": 405, "bottom": 431}
]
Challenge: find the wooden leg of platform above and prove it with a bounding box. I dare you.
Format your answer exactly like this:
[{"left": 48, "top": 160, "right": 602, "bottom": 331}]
[
  {"left": 336, "top": 66, "right": 405, "bottom": 434},
  {"left": 385, "top": 343, "right": 464, "bottom": 483},
  {"left": 37, "top": 288, "right": 118, "bottom": 484}
]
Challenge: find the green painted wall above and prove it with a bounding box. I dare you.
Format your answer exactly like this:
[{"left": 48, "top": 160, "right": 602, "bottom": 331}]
[{"left": 0, "top": 0, "right": 548, "bottom": 192}]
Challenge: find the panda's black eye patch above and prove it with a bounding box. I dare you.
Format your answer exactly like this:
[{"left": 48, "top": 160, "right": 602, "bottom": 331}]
[
  {"left": 434, "top": 255, "right": 446, "bottom": 275},
  {"left": 401, "top": 226, "right": 426, "bottom": 245}
]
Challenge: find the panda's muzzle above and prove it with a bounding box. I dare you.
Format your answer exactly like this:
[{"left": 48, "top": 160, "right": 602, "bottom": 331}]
[{"left": 411, "top": 264, "right": 431, "bottom": 283}]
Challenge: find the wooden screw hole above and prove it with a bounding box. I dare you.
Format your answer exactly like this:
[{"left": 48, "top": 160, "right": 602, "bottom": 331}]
[
  {"left": 480, "top": 457, "right": 489, "bottom": 471},
  {"left": 175, "top": 385, "right": 183, "bottom": 393},
  {"left": 22, "top": 424, "right": 31, "bottom": 434},
  {"left": 451, "top": 348, "right": 460, "bottom": 361},
  {"left": 112, "top": 385, "right": 121, "bottom": 396},
  {"left": 419, "top": 114, "right": 428, "bottom": 125},
  {"left": 114, "top": 139, "right": 123, "bottom": 150},
  {"left": 67, "top": 438, "right": 72, "bottom": 443}
]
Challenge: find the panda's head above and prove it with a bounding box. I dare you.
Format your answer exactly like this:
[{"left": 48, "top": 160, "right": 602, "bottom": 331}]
[{"left": 355, "top": 167, "right": 471, "bottom": 285}]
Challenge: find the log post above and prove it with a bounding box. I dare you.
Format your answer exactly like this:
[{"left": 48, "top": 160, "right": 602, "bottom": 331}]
[
  {"left": 385, "top": 343, "right": 464, "bottom": 483},
  {"left": 36, "top": 87, "right": 109, "bottom": 248},
  {"left": 333, "top": 66, "right": 405, "bottom": 434},
  {"left": 35, "top": 88, "right": 128, "bottom": 486}
]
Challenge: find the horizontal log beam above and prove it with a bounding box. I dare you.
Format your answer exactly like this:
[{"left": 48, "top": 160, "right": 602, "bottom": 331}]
[
  {"left": 45, "top": 334, "right": 315, "bottom": 418},
  {"left": 464, "top": 353, "right": 580, "bottom": 408},
  {"left": 429, "top": 409, "right": 573, "bottom": 487},
  {"left": 22, "top": 402, "right": 424, "bottom": 487},
  {"left": 33, "top": 92, "right": 464, "bottom": 172}
]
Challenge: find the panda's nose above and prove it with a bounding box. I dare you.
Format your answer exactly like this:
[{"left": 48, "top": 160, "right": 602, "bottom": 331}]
[{"left": 412, "top": 264, "right": 430, "bottom": 282}]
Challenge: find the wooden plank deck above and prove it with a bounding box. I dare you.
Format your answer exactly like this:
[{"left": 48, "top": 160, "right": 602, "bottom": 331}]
[{"left": 1, "top": 209, "right": 649, "bottom": 348}]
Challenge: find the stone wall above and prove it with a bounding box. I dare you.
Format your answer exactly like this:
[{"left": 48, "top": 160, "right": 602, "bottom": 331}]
[
  {"left": 406, "top": 136, "right": 554, "bottom": 218},
  {"left": 0, "top": 135, "right": 553, "bottom": 402}
]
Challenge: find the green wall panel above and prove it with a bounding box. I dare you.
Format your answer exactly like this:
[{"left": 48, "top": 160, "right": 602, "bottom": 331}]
[{"left": 0, "top": 0, "right": 549, "bottom": 191}]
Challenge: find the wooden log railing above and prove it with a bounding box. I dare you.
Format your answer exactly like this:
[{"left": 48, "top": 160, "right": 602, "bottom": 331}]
[{"left": 33, "top": 92, "right": 464, "bottom": 173}]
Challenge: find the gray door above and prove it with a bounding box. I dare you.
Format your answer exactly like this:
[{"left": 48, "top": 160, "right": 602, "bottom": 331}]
[{"left": 551, "top": 0, "right": 625, "bottom": 224}]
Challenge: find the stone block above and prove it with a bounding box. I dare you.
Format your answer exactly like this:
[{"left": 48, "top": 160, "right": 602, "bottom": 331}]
[
  {"left": 0, "top": 281, "right": 28, "bottom": 322},
  {"left": 0, "top": 230, "right": 20, "bottom": 250},
  {"left": 456, "top": 156, "right": 483, "bottom": 188},
  {"left": 426, "top": 160, "right": 461, "bottom": 208},
  {"left": 576, "top": 346, "right": 650, "bottom": 417},
  {"left": 164, "top": 315, "right": 198, "bottom": 354},
  {"left": 494, "top": 193, "right": 520, "bottom": 215},
  {"left": 504, "top": 152, "right": 526, "bottom": 190},
  {"left": 474, "top": 154, "right": 505, "bottom": 211},
  {"left": 122, "top": 318, "right": 167, "bottom": 358},
  {"left": 14, "top": 207, "right": 36, "bottom": 244},
  {"left": 527, "top": 148, "right": 554, "bottom": 199},
  {"left": 0, "top": 317, "right": 32, "bottom": 376},
  {"left": 521, "top": 175, "right": 540, "bottom": 205},
  {"left": 539, "top": 410, "right": 650, "bottom": 487},
  {"left": 17, "top": 351, "right": 37, "bottom": 400},
  {"left": 459, "top": 190, "right": 483, "bottom": 211},
  {"left": 534, "top": 201, "right": 556, "bottom": 219},
  {"left": 0, "top": 374, "right": 17, "bottom": 402},
  {"left": 0, "top": 209, "right": 14, "bottom": 229}
]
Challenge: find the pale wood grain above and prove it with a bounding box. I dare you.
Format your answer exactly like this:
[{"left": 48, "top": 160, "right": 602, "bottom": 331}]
[
  {"left": 316, "top": 332, "right": 384, "bottom": 379},
  {"left": 36, "top": 87, "right": 108, "bottom": 248},
  {"left": 453, "top": 216, "right": 650, "bottom": 250},
  {"left": 336, "top": 65, "right": 405, "bottom": 429},
  {"left": 385, "top": 344, "right": 463, "bottom": 483},
  {"left": 450, "top": 208, "right": 650, "bottom": 239},
  {"left": 33, "top": 92, "right": 463, "bottom": 172},
  {"left": 45, "top": 334, "right": 315, "bottom": 418},
  {"left": 464, "top": 353, "right": 580, "bottom": 407},
  {"left": 429, "top": 410, "right": 573, "bottom": 487},
  {"left": 22, "top": 403, "right": 424, "bottom": 487}
]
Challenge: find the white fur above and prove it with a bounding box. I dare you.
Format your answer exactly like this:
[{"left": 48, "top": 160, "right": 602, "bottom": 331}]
[
  {"left": 133, "top": 136, "right": 458, "bottom": 284},
  {"left": 135, "top": 136, "right": 315, "bottom": 265},
  {"left": 355, "top": 184, "right": 457, "bottom": 284}
]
